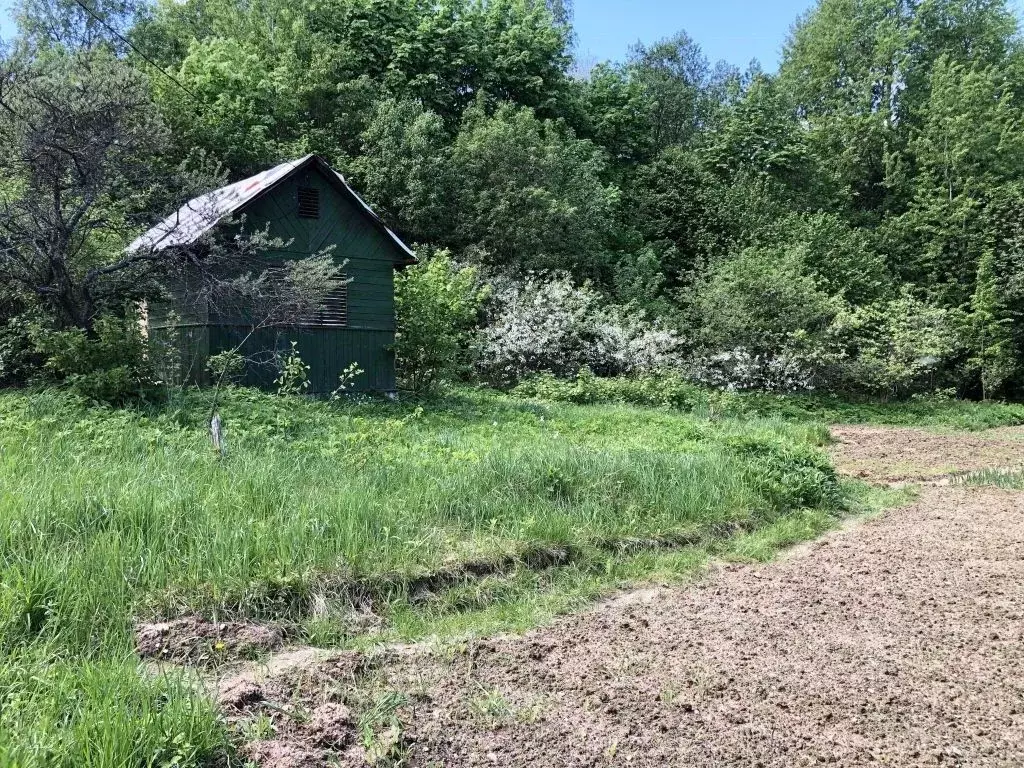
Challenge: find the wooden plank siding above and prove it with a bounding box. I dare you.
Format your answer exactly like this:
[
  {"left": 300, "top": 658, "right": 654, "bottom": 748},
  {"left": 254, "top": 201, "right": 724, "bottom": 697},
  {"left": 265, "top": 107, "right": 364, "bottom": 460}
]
[
  {"left": 154, "top": 162, "right": 406, "bottom": 393},
  {"left": 209, "top": 326, "right": 396, "bottom": 393}
]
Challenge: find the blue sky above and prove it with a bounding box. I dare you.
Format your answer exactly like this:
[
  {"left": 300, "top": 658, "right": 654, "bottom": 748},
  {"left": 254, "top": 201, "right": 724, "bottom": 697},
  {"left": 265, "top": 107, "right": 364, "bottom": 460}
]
[
  {"left": 1, "top": 1, "right": 1021, "bottom": 73},
  {"left": 572, "top": 0, "right": 816, "bottom": 70},
  {"left": 0, "top": 0, "right": 816, "bottom": 69},
  {"left": 0, "top": 0, "right": 13, "bottom": 41}
]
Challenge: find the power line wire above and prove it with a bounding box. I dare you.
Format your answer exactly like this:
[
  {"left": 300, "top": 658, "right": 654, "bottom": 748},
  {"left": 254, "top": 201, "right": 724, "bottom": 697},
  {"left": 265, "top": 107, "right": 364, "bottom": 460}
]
[{"left": 67, "top": 0, "right": 202, "bottom": 106}]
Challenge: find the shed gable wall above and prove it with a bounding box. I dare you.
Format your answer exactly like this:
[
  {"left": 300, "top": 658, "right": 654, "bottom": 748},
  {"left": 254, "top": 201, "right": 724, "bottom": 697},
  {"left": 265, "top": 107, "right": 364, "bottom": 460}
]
[
  {"left": 242, "top": 168, "right": 398, "bottom": 332},
  {"left": 152, "top": 163, "right": 404, "bottom": 393}
]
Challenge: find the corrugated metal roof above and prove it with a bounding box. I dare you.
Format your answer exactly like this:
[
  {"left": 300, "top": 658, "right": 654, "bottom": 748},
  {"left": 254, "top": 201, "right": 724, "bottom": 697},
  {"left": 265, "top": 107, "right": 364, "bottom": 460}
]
[{"left": 127, "top": 154, "right": 416, "bottom": 261}]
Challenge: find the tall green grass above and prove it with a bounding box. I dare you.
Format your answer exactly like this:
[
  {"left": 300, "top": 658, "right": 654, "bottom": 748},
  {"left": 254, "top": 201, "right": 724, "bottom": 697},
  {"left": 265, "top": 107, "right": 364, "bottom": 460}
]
[
  {"left": 0, "top": 386, "right": 841, "bottom": 766},
  {"left": 514, "top": 371, "right": 1024, "bottom": 430}
]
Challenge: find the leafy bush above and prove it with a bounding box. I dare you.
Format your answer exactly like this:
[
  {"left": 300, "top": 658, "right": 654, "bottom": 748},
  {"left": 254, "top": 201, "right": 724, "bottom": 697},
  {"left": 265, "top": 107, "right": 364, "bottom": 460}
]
[
  {"left": 205, "top": 349, "right": 245, "bottom": 385},
  {"left": 726, "top": 434, "right": 841, "bottom": 511},
  {"left": 274, "top": 341, "right": 311, "bottom": 395},
  {"left": 0, "top": 312, "right": 44, "bottom": 388},
  {"left": 688, "top": 247, "right": 964, "bottom": 398},
  {"left": 829, "top": 289, "right": 966, "bottom": 398},
  {"left": 514, "top": 368, "right": 703, "bottom": 409},
  {"left": 450, "top": 103, "right": 618, "bottom": 277},
  {"left": 29, "top": 313, "right": 160, "bottom": 403},
  {"left": 791, "top": 212, "right": 892, "bottom": 304},
  {"left": 394, "top": 250, "right": 489, "bottom": 393},
  {"left": 478, "top": 272, "right": 683, "bottom": 385},
  {"left": 688, "top": 244, "right": 841, "bottom": 391}
]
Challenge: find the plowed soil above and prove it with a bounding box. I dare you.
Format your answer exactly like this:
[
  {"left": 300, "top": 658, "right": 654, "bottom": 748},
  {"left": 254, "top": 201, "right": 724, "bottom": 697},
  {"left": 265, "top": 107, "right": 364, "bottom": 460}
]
[
  {"left": 829, "top": 424, "right": 1024, "bottom": 482},
  {"left": 212, "top": 426, "right": 1024, "bottom": 767}
]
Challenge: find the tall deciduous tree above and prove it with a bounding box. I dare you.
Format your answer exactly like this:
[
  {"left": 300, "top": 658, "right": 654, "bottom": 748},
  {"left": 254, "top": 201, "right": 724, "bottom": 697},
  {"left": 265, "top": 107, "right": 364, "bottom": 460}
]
[
  {"left": 628, "top": 31, "right": 720, "bottom": 151},
  {"left": 0, "top": 46, "right": 188, "bottom": 329},
  {"left": 887, "top": 57, "right": 1024, "bottom": 306},
  {"left": 352, "top": 98, "right": 454, "bottom": 243},
  {"left": 448, "top": 102, "right": 618, "bottom": 278},
  {"left": 142, "top": 0, "right": 574, "bottom": 175},
  {"left": 0, "top": 45, "right": 340, "bottom": 334}
]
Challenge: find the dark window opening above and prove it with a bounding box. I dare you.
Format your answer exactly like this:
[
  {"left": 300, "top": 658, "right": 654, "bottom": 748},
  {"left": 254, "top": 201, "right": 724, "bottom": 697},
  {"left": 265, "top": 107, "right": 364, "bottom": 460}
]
[{"left": 298, "top": 187, "right": 320, "bottom": 218}]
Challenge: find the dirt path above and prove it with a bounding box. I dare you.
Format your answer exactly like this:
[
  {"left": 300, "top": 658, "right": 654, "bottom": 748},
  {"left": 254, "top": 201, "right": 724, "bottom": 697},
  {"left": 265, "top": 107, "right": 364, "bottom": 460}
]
[
  {"left": 223, "top": 426, "right": 1024, "bottom": 767},
  {"left": 829, "top": 424, "right": 1024, "bottom": 482}
]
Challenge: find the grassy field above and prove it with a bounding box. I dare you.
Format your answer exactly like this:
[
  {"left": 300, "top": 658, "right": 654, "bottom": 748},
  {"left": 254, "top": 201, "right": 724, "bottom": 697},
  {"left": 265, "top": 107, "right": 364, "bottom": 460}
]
[
  {"left": 513, "top": 372, "right": 1024, "bottom": 431},
  {"left": 0, "top": 386, "right": 878, "bottom": 766},
  {"left": 728, "top": 392, "right": 1024, "bottom": 430}
]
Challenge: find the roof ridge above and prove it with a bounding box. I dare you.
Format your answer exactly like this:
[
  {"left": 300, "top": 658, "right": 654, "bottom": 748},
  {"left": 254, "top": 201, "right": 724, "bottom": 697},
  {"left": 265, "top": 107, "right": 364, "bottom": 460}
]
[{"left": 127, "top": 155, "right": 414, "bottom": 262}]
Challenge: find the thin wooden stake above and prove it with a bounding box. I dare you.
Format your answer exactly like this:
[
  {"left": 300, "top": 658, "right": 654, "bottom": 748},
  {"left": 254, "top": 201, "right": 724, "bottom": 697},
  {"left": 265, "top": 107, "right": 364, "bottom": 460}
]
[{"left": 210, "top": 411, "right": 226, "bottom": 458}]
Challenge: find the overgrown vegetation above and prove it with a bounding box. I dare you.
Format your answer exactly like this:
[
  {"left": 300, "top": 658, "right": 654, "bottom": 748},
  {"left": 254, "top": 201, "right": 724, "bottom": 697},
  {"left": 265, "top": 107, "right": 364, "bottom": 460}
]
[
  {"left": 0, "top": 385, "right": 853, "bottom": 763},
  {"left": 5, "top": 0, "right": 1024, "bottom": 400},
  {"left": 513, "top": 370, "right": 1024, "bottom": 430},
  {"left": 2, "top": 0, "right": 1024, "bottom": 763}
]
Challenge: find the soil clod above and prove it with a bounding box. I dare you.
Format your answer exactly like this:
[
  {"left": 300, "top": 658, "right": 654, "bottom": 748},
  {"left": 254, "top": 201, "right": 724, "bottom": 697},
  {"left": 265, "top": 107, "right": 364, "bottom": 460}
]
[{"left": 136, "top": 617, "right": 284, "bottom": 666}]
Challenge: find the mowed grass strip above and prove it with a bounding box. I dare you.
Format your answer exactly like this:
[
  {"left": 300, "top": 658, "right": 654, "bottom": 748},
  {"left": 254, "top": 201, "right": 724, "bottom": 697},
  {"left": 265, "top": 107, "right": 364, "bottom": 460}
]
[{"left": 0, "top": 387, "right": 841, "bottom": 766}]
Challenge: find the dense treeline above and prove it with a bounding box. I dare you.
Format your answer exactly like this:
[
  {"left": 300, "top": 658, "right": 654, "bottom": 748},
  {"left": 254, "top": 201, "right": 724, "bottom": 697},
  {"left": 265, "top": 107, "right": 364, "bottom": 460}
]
[{"left": 3, "top": 0, "right": 1024, "bottom": 399}]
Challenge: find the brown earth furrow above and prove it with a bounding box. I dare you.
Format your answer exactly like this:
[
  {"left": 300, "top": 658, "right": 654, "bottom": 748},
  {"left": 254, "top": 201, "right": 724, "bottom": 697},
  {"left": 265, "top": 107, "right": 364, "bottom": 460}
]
[{"left": 829, "top": 424, "right": 1024, "bottom": 482}]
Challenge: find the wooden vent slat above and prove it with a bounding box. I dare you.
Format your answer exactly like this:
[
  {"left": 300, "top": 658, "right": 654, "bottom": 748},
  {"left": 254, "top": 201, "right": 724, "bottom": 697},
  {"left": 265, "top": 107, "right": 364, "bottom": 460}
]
[
  {"left": 294, "top": 278, "right": 348, "bottom": 327},
  {"left": 318, "top": 282, "right": 348, "bottom": 327},
  {"left": 297, "top": 187, "right": 320, "bottom": 219}
]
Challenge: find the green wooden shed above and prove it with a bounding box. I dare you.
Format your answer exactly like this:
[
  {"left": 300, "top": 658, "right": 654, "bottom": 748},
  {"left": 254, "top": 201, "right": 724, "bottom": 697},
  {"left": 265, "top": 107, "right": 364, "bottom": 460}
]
[{"left": 130, "top": 155, "right": 415, "bottom": 394}]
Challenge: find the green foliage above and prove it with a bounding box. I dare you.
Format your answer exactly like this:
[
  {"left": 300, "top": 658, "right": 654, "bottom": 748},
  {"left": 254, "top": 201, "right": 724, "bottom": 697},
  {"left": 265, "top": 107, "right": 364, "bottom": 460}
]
[
  {"left": 969, "top": 249, "right": 1019, "bottom": 399},
  {"left": 157, "top": 36, "right": 308, "bottom": 173},
  {"left": 512, "top": 370, "right": 1024, "bottom": 430},
  {"left": 725, "top": 434, "right": 841, "bottom": 510},
  {"left": 710, "top": 74, "right": 812, "bottom": 197},
  {"left": 449, "top": 103, "right": 618, "bottom": 277},
  {"left": 205, "top": 349, "right": 245, "bottom": 385},
  {"left": 274, "top": 341, "right": 311, "bottom": 396},
  {"left": 394, "top": 251, "right": 488, "bottom": 393},
  {"left": 29, "top": 313, "right": 159, "bottom": 403},
  {"left": 730, "top": 390, "right": 1024, "bottom": 431},
  {"left": 831, "top": 289, "right": 965, "bottom": 398},
  {"left": 623, "top": 147, "right": 732, "bottom": 288},
  {"left": 7, "top": 0, "right": 1024, "bottom": 401},
  {"left": 571, "top": 62, "right": 655, "bottom": 166},
  {"left": 144, "top": 0, "right": 573, "bottom": 169},
  {"left": 353, "top": 99, "right": 453, "bottom": 242},
  {"left": 691, "top": 244, "right": 839, "bottom": 368},
  {"left": 330, "top": 362, "right": 366, "bottom": 401},
  {"left": 627, "top": 31, "right": 723, "bottom": 152},
  {"left": 0, "top": 311, "right": 44, "bottom": 388},
  {"left": 787, "top": 213, "right": 892, "bottom": 304},
  {"left": 513, "top": 368, "right": 703, "bottom": 409}
]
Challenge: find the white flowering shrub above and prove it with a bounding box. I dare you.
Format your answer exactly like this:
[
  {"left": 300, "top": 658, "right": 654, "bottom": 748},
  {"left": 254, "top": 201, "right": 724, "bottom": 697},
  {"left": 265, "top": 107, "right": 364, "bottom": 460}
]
[
  {"left": 688, "top": 347, "right": 820, "bottom": 392},
  {"left": 688, "top": 244, "right": 844, "bottom": 393},
  {"left": 476, "top": 272, "right": 683, "bottom": 385}
]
